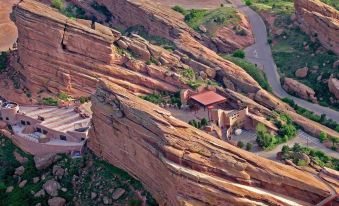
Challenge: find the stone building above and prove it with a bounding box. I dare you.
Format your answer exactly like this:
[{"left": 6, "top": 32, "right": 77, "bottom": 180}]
[{"left": 0, "top": 101, "right": 91, "bottom": 156}]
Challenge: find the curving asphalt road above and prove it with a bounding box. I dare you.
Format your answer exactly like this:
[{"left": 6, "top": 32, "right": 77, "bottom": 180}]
[{"left": 228, "top": 0, "right": 339, "bottom": 123}]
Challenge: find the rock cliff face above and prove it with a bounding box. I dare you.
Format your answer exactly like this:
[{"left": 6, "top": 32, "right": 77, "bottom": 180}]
[
  {"left": 90, "top": 0, "right": 260, "bottom": 93},
  {"left": 294, "top": 0, "right": 339, "bottom": 54},
  {"left": 12, "top": 0, "right": 189, "bottom": 97},
  {"left": 89, "top": 80, "right": 334, "bottom": 206}
]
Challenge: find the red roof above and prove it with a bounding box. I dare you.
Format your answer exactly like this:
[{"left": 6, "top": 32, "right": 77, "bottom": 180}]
[{"left": 190, "top": 91, "right": 226, "bottom": 107}]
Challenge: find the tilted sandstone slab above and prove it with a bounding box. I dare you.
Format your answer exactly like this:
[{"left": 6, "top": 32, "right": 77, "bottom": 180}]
[
  {"left": 89, "top": 80, "right": 335, "bottom": 206},
  {"left": 295, "top": 0, "right": 339, "bottom": 54},
  {"left": 12, "top": 0, "right": 186, "bottom": 97}
]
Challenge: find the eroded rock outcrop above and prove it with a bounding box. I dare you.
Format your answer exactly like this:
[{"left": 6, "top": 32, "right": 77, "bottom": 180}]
[
  {"left": 12, "top": 0, "right": 189, "bottom": 97},
  {"left": 89, "top": 80, "right": 334, "bottom": 206},
  {"left": 87, "top": 0, "right": 260, "bottom": 93},
  {"left": 283, "top": 77, "right": 317, "bottom": 103},
  {"left": 294, "top": 0, "right": 339, "bottom": 54}
]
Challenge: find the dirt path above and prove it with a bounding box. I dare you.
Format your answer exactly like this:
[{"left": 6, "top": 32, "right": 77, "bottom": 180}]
[{"left": 0, "top": 0, "right": 19, "bottom": 52}]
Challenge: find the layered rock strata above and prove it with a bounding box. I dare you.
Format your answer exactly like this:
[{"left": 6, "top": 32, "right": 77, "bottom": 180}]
[
  {"left": 12, "top": 0, "right": 189, "bottom": 97},
  {"left": 90, "top": 0, "right": 260, "bottom": 93},
  {"left": 89, "top": 80, "right": 335, "bottom": 206},
  {"left": 294, "top": 0, "right": 339, "bottom": 55}
]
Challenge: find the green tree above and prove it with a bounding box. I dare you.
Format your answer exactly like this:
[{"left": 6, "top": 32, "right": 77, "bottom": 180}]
[
  {"left": 237, "top": 141, "right": 244, "bottom": 148},
  {"left": 319, "top": 132, "right": 328, "bottom": 143},
  {"left": 232, "top": 49, "right": 245, "bottom": 58},
  {"left": 246, "top": 142, "right": 253, "bottom": 151},
  {"left": 256, "top": 123, "right": 276, "bottom": 149},
  {"left": 51, "top": 0, "right": 63, "bottom": 10},
  {"left": 245, "top": 0, "right": 252, "bottom": 6},
  {"left": 201, "top": 118, "right": 208, "bottom": 127},
  {"left": 329, "top": 136, "right": 338, "bottom": 150},
  {"left": 281, "top": 145, "right": 290, "bottom": 154}
]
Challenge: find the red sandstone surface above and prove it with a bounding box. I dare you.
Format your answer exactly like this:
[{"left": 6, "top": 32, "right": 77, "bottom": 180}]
[
  {"left": 0, "top": 0, "right": 19, "bottom": 51},
  {"left": 89, "top": 80, "right": 336, "bottom": 206},
  {"left": 295, "top": 0, "right": 339, "bottom": 54}
]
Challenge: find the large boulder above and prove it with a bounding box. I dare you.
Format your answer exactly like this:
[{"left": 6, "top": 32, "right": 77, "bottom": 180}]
[
  {"left": 48, "top": 197, "right": 66, "bottom": 206},
  {"left": 34, "top": 154, "right": 57, "bottom": 170},
  {"left": 295, "top": 67, "right": 308, "bottom": 78},
  {"left": 43, "top": 180, "right": 60, "bottom": 197},
  {"left": 283, "top": 78, "right": 317, "bottom": 103},
  {"left": 328, "top": 77, "right": 339, "bottom": 99}
]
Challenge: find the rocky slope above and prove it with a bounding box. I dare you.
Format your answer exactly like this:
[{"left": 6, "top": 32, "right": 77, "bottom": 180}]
[
  {"left": 10, "top": 0, "right": 339, "bottom": 138},
  {"left": 89, "top": 80, "right": 336, "bottom": 206},
  {"left": 295, "top": 0, "right": 339, "bottom": 55},
  {"left": 12, "top": 0, "right": 191, "bottom": 97}
]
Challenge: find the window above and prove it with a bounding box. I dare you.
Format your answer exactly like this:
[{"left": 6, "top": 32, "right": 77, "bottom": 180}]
[
  {"left": 26, "top": 121, "right": 31, "bottom": 125},
  {"left": 6, "top": 117, "right": 9, "bottom": 121},
  {"left": 81, "top": 138, "right": 85, "bottom": 141},
  {"left": 60, "top": 135, "right": 67, "bottom": 141},
  {"left": 37, "top": 128, "right": 42, "bottom": 133},
  {"left": 21, "top": 120, "right": 26, "bottom": 125},
  {"left": 42, "top": 130, "right": 48, "bottom": 135}
]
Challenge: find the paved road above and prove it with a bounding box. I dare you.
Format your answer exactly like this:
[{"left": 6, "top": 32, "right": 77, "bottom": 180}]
[
  {"left": 228, "top": 0, "right": 339, "bottom": 123},
  {"left": 231, "top": 130, "right": 338, "bottom": 159}
]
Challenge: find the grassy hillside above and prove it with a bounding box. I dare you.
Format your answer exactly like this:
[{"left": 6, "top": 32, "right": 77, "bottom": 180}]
[
  {"left": 248, "top": 0, "right": 294, "bottom": 14},
  {"left": 172, "top": 5, "right": 240, "bottom": 34}
]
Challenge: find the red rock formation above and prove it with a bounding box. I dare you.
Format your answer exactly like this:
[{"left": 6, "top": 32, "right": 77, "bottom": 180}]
[
  {"left": 294, "top": 0, "right": 339, "bottom": 54},
  {"left": 283, "top": 77, "right": 317, "bottom": 103},
  {"left": 12, "top": 0, "right": 188, "bottom": 97},
  {"left": 89, "top": 80, "right": 336, "bottom": 206}
]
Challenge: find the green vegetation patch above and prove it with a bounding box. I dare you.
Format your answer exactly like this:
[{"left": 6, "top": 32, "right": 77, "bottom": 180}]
[
  {"left": 222, "top": 55, "right": 272, "bottom": 91},
  {"left": 249, "top": 0, "right": 295, "bottom": 15},
  {"left": 52, "top": 0, "right": 89, "bottom": 19},
  {"left": 0, "top": 134, "right": 158, "bottom": 206},
  {"left": 172, "top": 5, "right": 240, "bottom": 33},
  {"left": 282, "top": 98, "right": 339, "bottom": 133},
  {"left": 256, "top": 113, "right": 297, "bottom": 150},
  {"left": 0, "top": 52, "right": 8, "bottom": 72},
  {"left": 272, "top": 15, "right": 339, "bottom": 109},
  {"left": 41, "top": 97, "right": 59, "bottom": 106},
  {"left": 141, "top": 92, "right": 182, "bottom": 108},
  {"left": 320, "top": 0, "right": 339, "bottom": 10},
  {"left": 125, "top": 25, "right": 176, "bottom": 52},
  {"left": 281, "top": 143, "right": 339, "bottom": 170}
]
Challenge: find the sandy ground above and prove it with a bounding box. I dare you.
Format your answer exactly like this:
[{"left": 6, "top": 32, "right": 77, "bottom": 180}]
[
  {"left": 153, "top": 0, "right": 226, "bottom": 9},
  {"left": 0, "top": 0, "right": 19, "bottom": 52}
]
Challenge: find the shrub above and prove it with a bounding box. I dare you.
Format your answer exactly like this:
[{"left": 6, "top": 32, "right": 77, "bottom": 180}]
[
  {"left": 51, "top": 0, "right": 63, "bottom": 10},
  {"left": 42, "top": 97, "right": 59, "bottom": 106},
  {"left": 237, "top": 141, "right": 244, "bottom": 148},
  {"left": 79, "top": 96, "right": 90, "bottom": 104},
  {"left": 245, "top": 0, "right": 252, "bottom": 6},
  {"left": 201, "top": 118, "right": 208, "bottom": 127},
  {"left": 281, "top": 145, "right": 290, "bottom": 154},
  {"left": 232, "top": 49, "right": 245, "bottom": 58},
  {"left": 297, "top": 159, "right": 308, "bottom": 167},
  {"left": 222, "top": 55, "right": 272, "bottom": 91},
  {"left": 319, "top": 132, "right": 328, "bottom": 143},
  {"left": 246, "top": 143, "right": 253, "bottom": 151},
  {"left": 172, "top": 5, "right": 187, "bottom": 15},
  {"left": 58, "top": 92, "right": 70, "bottom": 101},
  {"left": 141, "top": 93, "right": 163, "bottom": 104}
]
